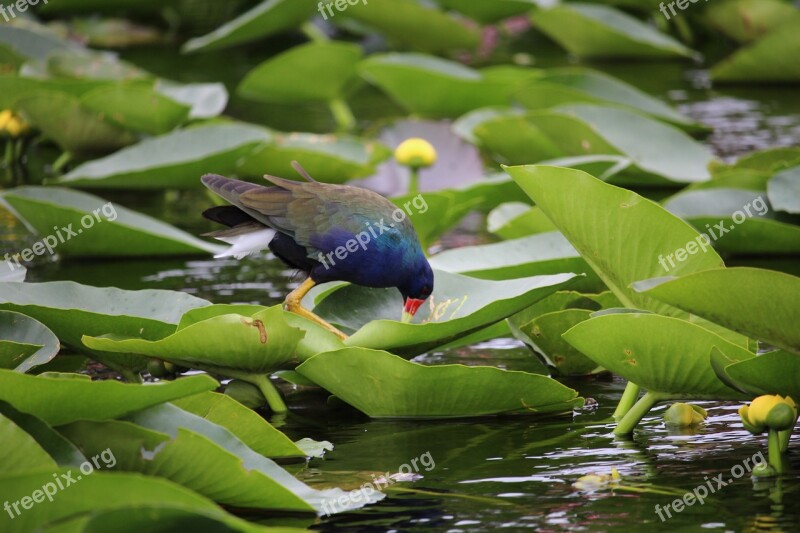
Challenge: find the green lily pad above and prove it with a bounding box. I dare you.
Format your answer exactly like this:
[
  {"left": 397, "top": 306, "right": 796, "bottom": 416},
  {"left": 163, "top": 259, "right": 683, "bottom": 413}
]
[
  {"left": 0, "top": 23, "right": 84, "bottom": 62},
  {"left": 487, "top": 203, "right": 555, "bottom": 239},
  {"left": 0, "top": 260, "right": 25, "bottom": 282},
  {"left": 767, "top": 165, "right": 800, "bottom": 214},
  {"left": 0, "top": 311, "right": 59, "bottom": 373},
  {"left": 516, "top": 309, "right": 600, "bottom": 376},
  {"left": 297, "top": 347, "right": 583, "bottom": 418},
  {"left": 391, "top": 190, "right": 478, "bottom": 251},
  {"left": 504, "top": 165, "right": 724, "bottom": 316},
  {"left": 52, "top": 123, "right": 272, "bottom": 189},
  {"left": 82, "top": 306, "right": 306, "bottom": 374},
  {"left": 711, "top": 13, "right": 800, "bottom": 82},
  {"left": 563, "top": 313, "right": 753, "bottom": 398},
  {"left": 637, "top": 267, "right": 800, "bottom": 354},
  {"left": 340, "top": 0, "right": 479, "bottom": 53},
  {"left": 360, "top": 54, "right": 535, "bottom": 118},
  {"left": 16, "top": 90, "right": 138, "bottom": 154},
  {"left": 238, "top": 42, "right": 362, "bottom": 104},
  {"left": 172, "top": 391, "right": 306, "bottom": 459},
  {"left": 436, "top": 0, "right": 536, "bottom": 23},
  {"left": 79, "top": 83, "right": 190, "bottom": 135},
  {"left": 0, "top": 470, "right": 260, "bottom": 533},
  {"left": 0, "top": 412, "right": 58, "bottom": 475},
  {"left": 0, "top": 74, "right": 106, "bottom": 108},
  {"left": 531, "top": 3, "right": 695, "bottom": 59},
  {"left": 471, "top": 111, "right": 563, "bottom": 164},
  {"left": 429, "top": 232, "right": 604, "bottom": 292},
  {"left": 237, "top": 132, "right": 390, "bottom": 184},
  {"left": 0, "top": 400, "right": 86, "bottom": 467},
  {"left": 0, "top": 369, "right": 217, "bottom": 425},
  {"left": 705, "top": 0, "right": 798, "bottom": 43},
  {"left": 1, "top": 187, "right": 223, "bottom": 257},
  {"left": 663, "top": 188, "right": 800, "bottom": 254},
  {"left": 532, "top": 105, "right": 714, "bottom": 184},
  {"left": 515, "top": 68, "right": 698, "bottom": 129},
  {"left": 312, "top": 270, "right": 579, "bottom": 357},
  {"left": 713, "top": 348, "right": 800, "bottom": 399},
  {"left": 182, "top": 0, "right": 318, "bottom": 53},
  {"left": 154, "top": 81, "right": 229, "bottom": 119},
  {"left": 0, "top": 281, "right": 210, "bottom": 375}
]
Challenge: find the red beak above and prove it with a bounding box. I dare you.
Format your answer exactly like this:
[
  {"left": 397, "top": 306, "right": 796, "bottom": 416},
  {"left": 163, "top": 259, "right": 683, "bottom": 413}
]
[{"left": 401, "top": 298, "right": 425, "bottom": 323}]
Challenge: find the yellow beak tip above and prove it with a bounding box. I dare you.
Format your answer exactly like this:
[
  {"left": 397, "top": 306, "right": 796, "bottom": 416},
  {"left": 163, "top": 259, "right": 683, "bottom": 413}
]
[{"left": 401, "top": 311, "right": 414, "bottom": 323}]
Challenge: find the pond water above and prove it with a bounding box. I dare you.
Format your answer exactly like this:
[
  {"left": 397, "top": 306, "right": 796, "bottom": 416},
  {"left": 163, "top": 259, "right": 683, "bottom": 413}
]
[{"left": 2, "top": 36, "right": 799, "bottom": 532}]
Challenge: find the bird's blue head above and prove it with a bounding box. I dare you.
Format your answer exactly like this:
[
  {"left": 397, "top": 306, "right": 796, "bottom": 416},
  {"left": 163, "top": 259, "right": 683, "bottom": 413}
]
[{"left": 398, "top": 256, "right": 434, "bottom": 323}]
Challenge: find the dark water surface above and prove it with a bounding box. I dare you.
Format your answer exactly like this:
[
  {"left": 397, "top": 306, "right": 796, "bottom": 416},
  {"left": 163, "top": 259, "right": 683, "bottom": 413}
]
[{"left": 1, "top": 36, "right": 799, "bottom": 532}]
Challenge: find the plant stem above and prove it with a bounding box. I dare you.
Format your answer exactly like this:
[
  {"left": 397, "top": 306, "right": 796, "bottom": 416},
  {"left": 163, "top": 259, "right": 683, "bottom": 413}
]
[
  {"left": 249, "top": 374, "right": 288, "bottom": 414},
  {"left": 301, "top": 21, "right": 329, "bottom": 43},
  {"left": 408, "top": 167, "right": 420, "bottom": 194},
  {"left": 613, "top": 382, "right": 640, "bottom": 421},
  {"left": 768, "top": 429, "right": 785, "bottom": 474},
  {"left": 52, "top": 151, "right": 72, "bottom": 174},
  {"left": 119, "top": 368, "right": 142, "bottom": 383},
  {"left": 329, "top": 98, "right": 356, "bottom": 132},
  {"left": 614, "top": 391, "right": 660, "bottom": 436}
]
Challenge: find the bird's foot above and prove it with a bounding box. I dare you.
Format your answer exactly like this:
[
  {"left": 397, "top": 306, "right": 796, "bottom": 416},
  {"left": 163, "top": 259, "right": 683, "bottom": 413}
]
[{"left": 284, "top": 278, "right": 349, "bottom": 340}]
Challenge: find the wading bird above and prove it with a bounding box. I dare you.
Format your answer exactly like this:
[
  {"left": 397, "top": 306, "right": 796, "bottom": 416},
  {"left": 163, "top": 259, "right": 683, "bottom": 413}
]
[{"left": 201, "top": 162, "right": 434, "bottom": 339}]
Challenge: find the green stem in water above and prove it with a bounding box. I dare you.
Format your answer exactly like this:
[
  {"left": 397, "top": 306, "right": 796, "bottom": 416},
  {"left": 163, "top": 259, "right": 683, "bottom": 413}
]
[
  {"left": 614, "top": 391, "right": 661, "bottom": 436},
  {"left": 768, "top": 429, "right": 786, "bottom": 474},
  {"left": 408, "top": 167, "right": 420, "bottom": 195},
  {"left": 52, "top": 151, "right": 73, "bottom": 174},
  {"left": 301, "top": 21, "right": 329, "bottom": 43},
  {"left": 329, "top": 98, "right": 356, "bottom": 132},
  {"left": 248, "top": 374, "right": 288, "bottom": 415},
  {"left": 613, "top": 382, "right": 640, "bottom": 421}
]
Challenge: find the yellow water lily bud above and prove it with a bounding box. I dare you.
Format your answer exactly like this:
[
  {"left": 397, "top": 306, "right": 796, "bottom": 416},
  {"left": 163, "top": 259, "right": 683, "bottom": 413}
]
[
  {"left": 0, "top": 110, "right": 29, "bottom": 138},
  {"left": 394, "top": 138, "right": 437, "bottom": 168},
  {"left": 740, "top": 395, "right": 797, "bottom": 434},
  {"left": 664, "top": 402, "right": 707, "bottom": 427},
  {"left": 0, "top": 109, "right": 12, "bottom": 130}
]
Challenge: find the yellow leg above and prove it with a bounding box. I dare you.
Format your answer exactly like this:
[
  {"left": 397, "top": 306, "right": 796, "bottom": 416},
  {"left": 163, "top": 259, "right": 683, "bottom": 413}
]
[{"left": 284, "top": 278, "right": 348, "bottom": 340}]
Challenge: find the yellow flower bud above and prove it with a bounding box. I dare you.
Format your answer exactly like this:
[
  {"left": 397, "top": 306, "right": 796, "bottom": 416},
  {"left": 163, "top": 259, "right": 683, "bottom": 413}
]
[
  {"left": 749, "top": 395, "right": 784, "bottom": 424},
  {"left": 394, "top": 138, "right": 437, "bottom": 168},
  {"left": 664, "top": 402, "right": 706, "bottom": 427},
  {"left": 741, "top": 395, "right": 798, "bottom": 434},
  {"left": 0, "top": 110, "right": 29, "bottom": 138},
  {"left": 0, "top": 110, "right": 12, "bottom": 130}
]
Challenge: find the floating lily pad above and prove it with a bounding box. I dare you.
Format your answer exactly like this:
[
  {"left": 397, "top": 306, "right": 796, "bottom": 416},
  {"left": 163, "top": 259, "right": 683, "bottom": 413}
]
[
  {"left": 663, "top": 188, "right": 800, "bottom": 254},
  {"left": 767, "top": 165, "right": 800, "bottom": 214},
  {"left": 504, "top": 165, "right": 724, "bottom": 316},
  {"left": 0, "top": 281, "right": 210, "bottom": 375},
  {"left": 713, "top": 348, "right": 800, "bottom": 399},
  {"left": 312, "top": 270, "right": 579, "bottom": 357},
  {"left": 0, "top": 311, "right": 59, "bottom": 373},
  {"left": 531, "top": 3, "right": 695, "bottom": 59},
  {"left": 429, "top": 232, "right": 603, "bottom": 292},
  {"left": 0, "top": 369, "right": 217, "bottom": 425},
  {"left": 0, "top": 411, "right": 58, "bottom": 474},
  {"left": 517, "top": 309, "right": 600, "bottom": 376},
  {"left": 0, "top": 23, "right": 85, "bottom": 62},
  {"left": 471, "top": 111, "right": 563, "bottom": 164},
  {"left": 0, "top": 400, "right": 86, "bottom": 467},
  {"left": 182, "top": 0, "right": 318, "bottom": 53},
  {"left": 436, "top": 0, "right": 536, "bottom": 23},
  {"left": 297, "top": 347, "right": 583, "bottom": 418},
  {"left": 637, "top": 267, "right": 800, "bottom": 354},
  {"left": 83, "top": 306, "right": 305, "bottom": 374},
  {"left": 711, "top": 13, "right": 800, "bottom": 82},
  {"left": 0, "top": 261, "right": 24, "bottom": 282},
  {"left": 360, "top": 54, "right": 534, "bottom": 118},
  {"left": 705, "top": 0, "right": 798, "bottom": 43},
  {"left": 515, "top": 68, "right": 699, "bottom": 129},
  {"left": 563, "top": 313, "right": 753, "bottom": 398},
  {"left": 340, "top": 0, "right": 480, "bottom": 54},
  {"left": 237, "top": 132, "right": 390, "bottom": 184},
  {"left": 488, "top": 203, "right": 555, "bottom": 239},
  {"left": 238, "top": 42, "right": 362, "bottom": 104},
  {"left": 1, "top": 186, "right": 223, "bottom": 257},
  {"left": 79, "top": 83, "right": 190, "bottom": 135},
  {"left": 155, "top": 81, "right": 229, "bottom": 119},
  {"left": 52, "top": 123, "right": 272, "bottom": 189}
]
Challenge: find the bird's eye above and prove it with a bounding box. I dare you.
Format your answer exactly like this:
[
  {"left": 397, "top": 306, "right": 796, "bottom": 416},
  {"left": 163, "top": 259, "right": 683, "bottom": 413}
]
[{"left": 421, "top": 285, "right": 431, "bottom": 297}]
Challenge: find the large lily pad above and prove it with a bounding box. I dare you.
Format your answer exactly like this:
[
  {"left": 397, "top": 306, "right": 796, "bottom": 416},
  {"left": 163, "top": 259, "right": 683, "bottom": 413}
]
[
  {"left": 428, "top": 232, "right": 604, "bottom": 292},
  {"left": 436, "top": 0, "right": 536, "bottom": 23},
  {"left": 0, "top": 311, "right": 59, "bottom": 373},
  {"left": 297, "top": 347, "right": 583, "bottom": 418},
  {"left": 339, "top": 0, "right": 480, "bottom": 54},
  {"left": 516, "top": 309, "right": 600, "bottom": 376},
  {"left": 82, "top": 306, "right": 306, "bottom": 374},
  {"left": 504, "top": 165, "right": 724, "bottom": 316},
  {"left": 663, "top": 188, "right": 800, "bottom": 254},
  {"left": 182, "top": 0, "right": 318, "bottom": 53},
  {"left": 238, "top": 42, "right": 362, "bottom": 104},
  {"left": 0, "top": 412, "right": 58, "bottom": 475},
  {"left": 360, "top": 54, "right": 535, "bottom": 118},
  {"left": 311, "top": 270, "right": 579, "bottom": 357},
  {"left": 0, "top": 400, "right": 85, "bottom": 467},
  {"left": 711, "top": 13, "right": 800, "bottom": 82},
  {"left": 52, "top": 123, "right": 272, "bottom": 189},
  {"left": 637, "top": 267, "right": 800, "bottom": 354},
  {"left": 530, "top": 3, "right": 694, "bottom": 59},
  {"left": 713, "top": 348, "right": 800, "bottom": 399},
  {"left": 0, "top": 369, "right": 217, "bottom": 425},
  {"left": 487, "top": 203, "right": 556, "bottom": 239},
  {"left": 79, "top": 83, "right": 190, "bottom": 135},
  {"left": 705, "top": 0, "right": 798, "bottom": 43},
  {"left": 563, "top": 313, "right": 753, "bottom": 398},
  {"left": 1, "top": 187, "right": 223, "bottom": 257},
  {"left": 767, "top": 165, "right": 800, "bottom": 214}
]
